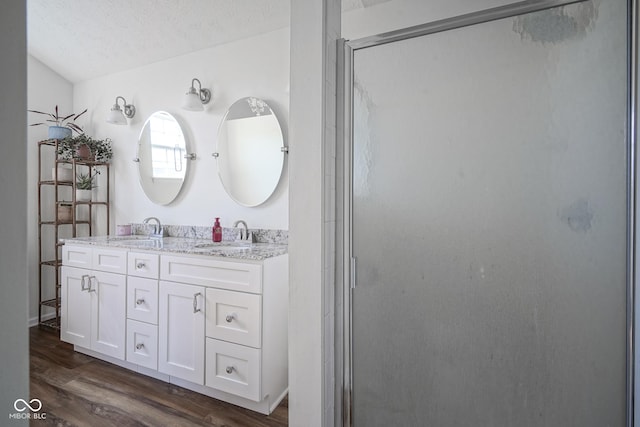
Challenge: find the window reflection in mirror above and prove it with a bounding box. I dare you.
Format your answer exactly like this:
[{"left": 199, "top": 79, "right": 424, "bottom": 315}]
[
  {"left": 137, "top": 111, "right": 189, "bottom": 205},
  {"left": 149, "top": 114, "right": 186, "bottom": 178}
]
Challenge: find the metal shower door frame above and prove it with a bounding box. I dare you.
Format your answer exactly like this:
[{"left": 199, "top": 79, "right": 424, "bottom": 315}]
[{"left": 336, "top": 0, "right": 638, "bottom": 425}]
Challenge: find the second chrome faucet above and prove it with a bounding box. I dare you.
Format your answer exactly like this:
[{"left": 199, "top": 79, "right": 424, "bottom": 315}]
[
  {"left": 143, "top": 216, "right": 167, "bottom": 238},
  {"left": 233, "top": 219, "right": 255, "bottom": 243}
]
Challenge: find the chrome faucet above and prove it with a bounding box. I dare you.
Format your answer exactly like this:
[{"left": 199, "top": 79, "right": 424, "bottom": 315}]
[
  {"left": 233, "top": 219, "right": 254, "bottom": 243},
  {"left": 143, "top": 216, "right": 166, "bottom": 238}
]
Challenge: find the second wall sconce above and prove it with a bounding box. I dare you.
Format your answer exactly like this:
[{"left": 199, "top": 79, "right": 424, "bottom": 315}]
[
  {"left": 106, "top": 96, "right": 136, "bottom": 125},
  {"left": 182, "top": 78, "right": 212, "bottom": 111}
]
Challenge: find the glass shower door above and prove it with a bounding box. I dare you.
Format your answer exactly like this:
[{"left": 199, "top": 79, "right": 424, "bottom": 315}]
[{"left": 350, "top": 1, "right": 628, "bottom": 425}]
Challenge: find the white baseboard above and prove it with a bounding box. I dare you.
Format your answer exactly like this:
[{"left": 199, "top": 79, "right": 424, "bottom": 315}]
[{"left": 28, "top": 311, "right": 56, "bottom": 327}]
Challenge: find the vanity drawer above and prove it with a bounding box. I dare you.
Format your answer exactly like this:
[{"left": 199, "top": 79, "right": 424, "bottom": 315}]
[
  {"left": 62, "top": 245, "right": 92, "bottom": 269},
  {"left": 128, "top": 252, "right": 159, "bottom": 279},
  {"left": 92, "top": 247, "right": 127, "bottom": 274},
  {"left": 126, "top": 319, "right": 158, "bottom": 370},
  {"left": 205, "top": 338, "right": 261, "bottom": 402},
  {"left": 62, "top": 245, "right": 127, "bottom": 274},
  {"left": 127, "top": 276, "right": 158, "bottom": 324},
  {"left": 206, "top": 288, "right": 262, "bottom": 348},
  {"left": 160, "top": 255, "right": 262, "bottom": 294}
]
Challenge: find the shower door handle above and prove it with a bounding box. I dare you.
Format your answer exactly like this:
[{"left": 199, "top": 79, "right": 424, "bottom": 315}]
[{"left": 351, "top": 257, "right": 357, "bottom": 289}]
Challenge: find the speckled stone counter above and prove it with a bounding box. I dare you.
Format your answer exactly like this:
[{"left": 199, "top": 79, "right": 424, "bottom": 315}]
[{"left": 61, "top": 235, "right": 288, "bottom": 261}]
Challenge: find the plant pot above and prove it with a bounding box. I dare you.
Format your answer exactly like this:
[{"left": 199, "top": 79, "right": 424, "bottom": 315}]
[
  {"left": 51, "top": 165, "right": 72, "bottom": 181},
  {"left": 57, "top": 204, "right": 73, "bottom": 222},
  {"left": 76, "top": 189, "right": 92, "bottom": 202},
  {"left": 48, "top": 126, "right": 72, "bottom": 140},
  {"left": 75, "top": 143, "right": 93, "bottom": 160}
]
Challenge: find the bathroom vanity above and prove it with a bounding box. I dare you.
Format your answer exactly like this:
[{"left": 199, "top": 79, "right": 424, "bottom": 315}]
[{"left": 60, "top": 236, "right": 288, "bottom": 415}]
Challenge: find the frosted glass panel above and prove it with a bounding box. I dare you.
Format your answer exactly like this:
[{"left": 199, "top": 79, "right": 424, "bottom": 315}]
[{"left": 351, "top": 1, "right": 628, "bottom": 426}]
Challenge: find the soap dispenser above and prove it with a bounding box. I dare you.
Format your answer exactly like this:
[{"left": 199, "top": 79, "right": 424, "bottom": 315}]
[{"left": 213, "top": 217, "right": 223, "bottom": 242}]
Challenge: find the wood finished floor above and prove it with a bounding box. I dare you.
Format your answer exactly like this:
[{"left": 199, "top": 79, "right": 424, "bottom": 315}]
[{"left": 30, "top": 326, "right": 288, "bottom": 426}]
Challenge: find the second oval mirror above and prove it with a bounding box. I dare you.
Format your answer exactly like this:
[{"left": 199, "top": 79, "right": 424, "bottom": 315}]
[
  {"left": 216, "top": 97, "right": 285, "bottom": 207},
  {"left": 137, "top": 111, "right": 189, "bottom": 205}
]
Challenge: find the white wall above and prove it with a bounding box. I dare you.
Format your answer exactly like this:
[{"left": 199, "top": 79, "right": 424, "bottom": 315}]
[
  {"left": 289, "top": 1, "right": 341, "bottom": 424},
  {"left": 72, "top": 28, "right": 289, "bottom": 231},
  {"left": 0, "top": 1, "right": 28, "bottom": 423},
  {"left": 26, "top": 55, "right": 74, "bottom": 324}
]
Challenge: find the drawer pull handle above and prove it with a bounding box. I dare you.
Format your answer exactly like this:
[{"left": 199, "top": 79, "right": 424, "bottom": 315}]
[
  {"left": 80, "top": 275, "right": 90, "bottom": 291},
  {"left": 136, "top": 262, "right": 146, "bottom": 269},
  {"left": 225, "top": 313, "right": 236, "bottom": 323},
  {"left": 193, "top": 292, "right": 202, "bottom": 313},
  {"left": 136, "top": 298, "right": 145, "bottom": 305},
  {"left": 225, "top": 366, "right": 234, "bottom": 374},
  {"left": 88, "top": 276, "right": 97, "bottom": 293},
  {"left": 136, "top": 343, "right": 144, "bottom": 350}
]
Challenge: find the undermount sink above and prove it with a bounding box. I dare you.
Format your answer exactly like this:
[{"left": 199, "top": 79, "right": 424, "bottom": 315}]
[
  {"left": 192, "top": 242, "right": 252, "bottom": 250},
  {"left": 193, "top": 242, "right": 251, "bottom": 252},
  {"left": 107, "top": 235, "right": 152, "bottom": 241},
  {"left": 109, "top": 237, "right": 160, "bottom": 248}
]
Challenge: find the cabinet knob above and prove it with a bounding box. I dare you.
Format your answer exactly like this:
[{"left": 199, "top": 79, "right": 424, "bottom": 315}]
[
  {"left": 136, "top": 343, "right": 144, "bottom": 350},
  {"left": 225, "top": 313, "right": 236, "bottom": 323},
  {"left": 136, "top": 262, "right": 146, "bottom": 269},
  {"left": 136, "top": 298, "right": 145, "bottom": 305},
  {"left": 225, "top": 366, "right": 234, "bottom": 374}
]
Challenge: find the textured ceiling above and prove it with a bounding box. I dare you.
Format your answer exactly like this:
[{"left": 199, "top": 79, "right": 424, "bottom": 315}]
[{"left": 28, "top": 0, "right": 388, "bottom": 83}]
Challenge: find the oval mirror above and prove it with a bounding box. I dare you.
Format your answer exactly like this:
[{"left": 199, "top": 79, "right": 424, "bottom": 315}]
[
  {"left": 216, "top": 97, "right": 285, "bottom": 207},
  {"left": 136, "top": 111, "right": 189, "bottom": 205}
]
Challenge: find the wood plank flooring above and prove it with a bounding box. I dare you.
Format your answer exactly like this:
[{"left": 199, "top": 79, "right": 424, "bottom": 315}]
[{"left": 29, "top": 326, "right": 288, "bottom": 426}]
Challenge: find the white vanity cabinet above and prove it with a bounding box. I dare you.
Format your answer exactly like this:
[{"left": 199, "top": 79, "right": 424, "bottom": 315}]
[
  {"left": 60, "top": 241, "right": 288, "bottom": 415},
  {"left": 158, "top": 253, "right": 289, "bottom": 414},
  {"left": 60, "top": 245, "right": 127, "bottom": 360}
]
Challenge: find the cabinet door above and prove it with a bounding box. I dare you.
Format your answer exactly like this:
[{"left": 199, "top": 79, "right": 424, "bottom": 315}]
[
  {"left": 158, "top": 281, "right": 205, "bottom": 384},
  {"left": 60, "top": 266, "right": 92, "bottom": 348},
  {"left": 90, "top": 271, "right": 126, "bottom": 360}
]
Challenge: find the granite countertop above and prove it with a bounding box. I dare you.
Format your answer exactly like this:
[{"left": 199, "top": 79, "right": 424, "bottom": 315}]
[{"left": 61, "top": 235, "right": 288, "bottom": 261}]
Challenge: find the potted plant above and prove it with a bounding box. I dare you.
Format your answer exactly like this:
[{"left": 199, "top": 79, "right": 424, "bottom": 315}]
[
  {"left": 28, "top": 105, "right": 87, "bottom": 139},
  {"left": 89, "top": 137, "right": 114, "bottom": 163},
  {"left": 57, "top": 134, "right": 113, "bottom": 163},
  {"left": 75, "top": 172, "right": 97, "bottom": 201}
]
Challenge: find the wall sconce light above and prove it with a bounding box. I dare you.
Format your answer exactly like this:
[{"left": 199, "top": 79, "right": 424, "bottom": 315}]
[
  {"left": 182, "top": 78, "right": 212, "bottom": 111},
  {"left": 106, "top": 96, "right": 136, "bottom": 125}
]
